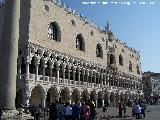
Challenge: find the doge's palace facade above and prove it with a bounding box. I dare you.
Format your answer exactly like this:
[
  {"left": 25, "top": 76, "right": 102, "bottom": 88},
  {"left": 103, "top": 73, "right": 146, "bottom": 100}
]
[{"left": 1, "top": 0, "right": 143, "bottom": 108}]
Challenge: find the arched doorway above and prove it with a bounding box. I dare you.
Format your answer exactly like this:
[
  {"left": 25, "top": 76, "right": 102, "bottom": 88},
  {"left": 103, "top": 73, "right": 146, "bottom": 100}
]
[
  {"left": 90, "top": 90, "right": 97, "bottom": 104},
  {"left": 71, "top": 89, "right": 80, "bottom": 103},
  {"left": 110, "top": 92, "right": 115, "bottom": 106},
  {"left": 30, "top": 85, "right": 45, "bottom": 107},
  {"left": 104, "top": 91, "right": 109, "bottom": 105},
  {"left": 98, "top": 91, "right": 103, "bottom": 108},
  {"left": 15, "top": 88, "right": 23, "bottom": 109},
  {"left": 120, "top": 93, "right": 125, "bottom": 103},
  {"left": 81, "top": 89, "right": 89, "bottom": 103},
  {"left": 125, "top": 93, "right": 129, "bottom": 103},
  {"left": 115, "top": 92, "right": 120, "bottom": 104},
  {"left": 60, "top": 88, "right": 70, "bottom": 103},
  {"left": 46, "top": 87, "right": 59, "bottom": 106}
]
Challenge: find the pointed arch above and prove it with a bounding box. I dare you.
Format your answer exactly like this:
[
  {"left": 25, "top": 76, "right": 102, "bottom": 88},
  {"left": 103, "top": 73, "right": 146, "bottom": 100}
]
[
  {"left": 129, "top": 61, "right": 132, "bottom": 72},
  {"left": 30, "top": 85, "right": 45, "bottom": 106},
  {"left": 72, "top": 89, "right": 80, "bottom": 103},
  {"left": 60, "top": 88, "right": 70, "bottom": 102},
  {"left": 96, "top": 43, "right": 103, "bottom": 58},
  {"left": 119, "top": 54, "right": 123, "bottom": 66},
  {"left": 46, "top": 87, "right": 59, "bottom": 105},
  {"left": 110, "top": 54, "right": 115, "bottom": 64},
  {"left": 48, "top": 22, "right": 61, "bottom": 41},
  {"left": 136, "top": 65, "right": 140, "bottom": 74},
  {"left": 81, "top": 89, "right": 89, "bottom": 102},
  {"left": 76, "top": 34, "right": 85, "bottom": 51}
]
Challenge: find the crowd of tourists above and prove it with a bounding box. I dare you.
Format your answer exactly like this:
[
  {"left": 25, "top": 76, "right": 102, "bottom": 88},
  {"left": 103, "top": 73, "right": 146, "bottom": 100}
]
[
  {"left": 0, "top": 99, "right": 148, "bottom": 120},
  {"left": 29, "top": 100, "right": 96, "bottom": 120},
  {"left": 116, "top": 100, "right": 146, "bottom": 119},
  {"left": 132, "top": 101, "right": 146, "bottom": 119}
]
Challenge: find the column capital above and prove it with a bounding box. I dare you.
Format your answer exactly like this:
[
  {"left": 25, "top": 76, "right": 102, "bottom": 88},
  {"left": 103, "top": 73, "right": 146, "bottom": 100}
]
[{"left": 33, "top": 57, "right": 40, "bottom": 66}]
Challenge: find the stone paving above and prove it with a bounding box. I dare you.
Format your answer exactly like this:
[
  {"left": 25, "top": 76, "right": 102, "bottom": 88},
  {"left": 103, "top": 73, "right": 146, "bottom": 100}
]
[{"left": 95, "top": 105, "right": 160, "bottom": 120}]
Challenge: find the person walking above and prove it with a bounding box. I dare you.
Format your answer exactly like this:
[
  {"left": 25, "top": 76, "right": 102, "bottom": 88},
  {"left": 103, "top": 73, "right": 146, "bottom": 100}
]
[
  {"left": 140, "top": 102, "right": 146, "bottom": 118},
  {"left": 72, "top": 102, "right": 81, "bottom": 120},
  {"left": 132, "top": 102, "right": 136, "bottom": 117},
  {"left": 64, "top": 102, "right": 72, "bottom": 120},
  {"left": 49, "top": 101, "right": 58, "bottom": 120},
  {"left": 81, "top": 101, "right": 90, "bottom": 120},
  {"left": 122, "top": 102, "right": 126, "bottom": 117},
  {"left": 135, "top": 103, "right": 141, "bottom": 119},
  {"left": 89, "top": 101, "right": 96, "bottom": 120},
  {"left": 58, "top": 101, "right": 65, "bottom": 120},
  {"left": 117, "top": 102, "right": 123, "bottom": 118}
]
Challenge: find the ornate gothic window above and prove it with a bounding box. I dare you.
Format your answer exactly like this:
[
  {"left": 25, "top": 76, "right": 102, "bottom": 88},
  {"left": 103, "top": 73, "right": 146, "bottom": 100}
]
[
  {"left": 71, "top": 19, "right": 75, "bottom": 26},
  {"left": 48, "top": 22, "right": 61, "bottom": 41},
  {"left": 137, "top": 65, "right": 140, "bottom": 74},
  {"left": 119, "top": 54, "right": 123, "bottom": 66},
  {"left": 91, "top": 31, "right": 94, "bottom": 36},
  {"left": 96, "top": 43, "right": 103, "bottom": 58},
  {"left": 76, "top": 34, "right": 85, "bottom": 51},
  {"left": 110, "top": 54, "right": 115, "bottom": 64},
  {"left": 129, "top": 61, "right": 132, "bottom": 72}
]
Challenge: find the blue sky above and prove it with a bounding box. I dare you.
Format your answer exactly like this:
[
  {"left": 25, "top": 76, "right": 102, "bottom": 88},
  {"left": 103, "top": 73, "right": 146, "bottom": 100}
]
[{"left": 61, "top": 0, "right": 160, "bottom": 73}]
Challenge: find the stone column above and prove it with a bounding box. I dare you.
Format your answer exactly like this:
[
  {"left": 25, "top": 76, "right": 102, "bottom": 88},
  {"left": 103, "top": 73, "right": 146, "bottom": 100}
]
[
  {"left": 104, "top": 74, "right": 106, "bottom": 86},
  {"left": 73, "top": 69, "right": 76, "bottom": 86},
  {"left": 108, "top": 72, "right": 111, "bottom": 86},
  {"left": 102, "top": 99, "right": 105, "bottom": 107},
  {"left": 95, "top": 100, "right": 98, "bottom": 108},
  {"left": 35, "top": 63, "right": 39, "bottom": 81},
  {"left": 34, "top": 58, "right": 39, "bottom": 81},
  {"left": 26, "top": 60, "right": 30, "bottom": 80},
  {"left": 86, "top": 70, "right": 89, "bottom": 87},
  {"left": 97, "top": 73, "right": 100, "bottom": 88},
  {"left": 108, "top": 93, "right": 110, "bottom": 104},
  {"left": 120, "top": 77, "right": 122, "bottom": 88},
  {"left": 82, "top": 69, "right": 85, "bottom": 85},
  {"left": 42, "top": 92, "right": 47, "bottom": 108},
  {"left": 106, "top": 73, "right": 109, "bottom": 86},
  {"left": 93, "top": 71, "right": 96, "bottom": 86},
  {"left": 56, "top": 66, "right": 60, "bottom": 84},
  {"left": 78, "top": 68, "right": 80, "bottom": 85},
  {"left": 90, "top": 71, "right": 93, "bottom": 87},
  {"left": 67, "top": 66, "right": 70, "bottom": 85},
  {"left": 122, "top": 78, "right": 124, "bottom": 88},
  {"left": 50, "top": 66, "right": 53, "bottom": 82},
  {"left": 129, "top": 80, "right": 131, "bottom": 89},
  {"left": 0, "top": 0, "right": 20, "bottom": 109},
  {"left": 100, "top": 73, "right": 103, "bottom": 87},
  {"left": 63, "top": 68, "right": 65, "bottom": 85},
  {"left": 117, "top": 76, "right": 120, "bottom": 88},
  {"left": 43, "top": 63, "right": 46, "bottom": 82}
]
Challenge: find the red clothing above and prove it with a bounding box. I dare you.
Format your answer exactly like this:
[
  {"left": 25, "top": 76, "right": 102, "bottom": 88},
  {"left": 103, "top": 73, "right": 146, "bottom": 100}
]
[{"left": 81, "top": 105, "right": 90, "bottom": 120}]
